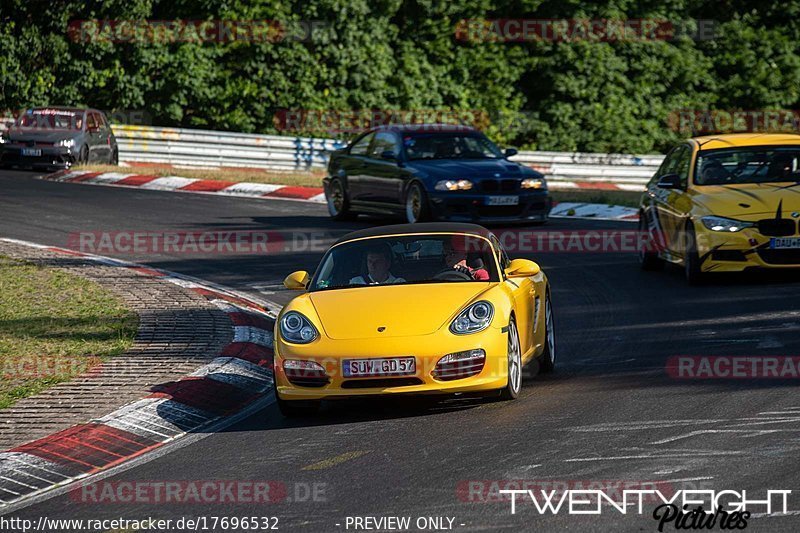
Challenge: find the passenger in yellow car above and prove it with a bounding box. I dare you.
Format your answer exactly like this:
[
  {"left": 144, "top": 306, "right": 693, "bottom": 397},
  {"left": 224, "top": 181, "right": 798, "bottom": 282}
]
[{"left": 349, "top": 246, "right": 406, "bottom": 285}]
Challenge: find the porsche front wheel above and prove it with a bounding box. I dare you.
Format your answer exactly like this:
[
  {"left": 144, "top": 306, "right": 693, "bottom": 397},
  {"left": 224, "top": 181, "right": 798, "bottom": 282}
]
[
  {"left": 500, "top": 318, "right": 522, "bottom": 400},
  {"left": 538, "top": 293, "right": 556, "bottom": 373}
]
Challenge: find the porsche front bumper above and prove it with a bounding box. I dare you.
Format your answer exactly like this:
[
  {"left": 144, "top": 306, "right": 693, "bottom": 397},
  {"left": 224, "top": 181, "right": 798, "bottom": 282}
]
[{"left": 274, "top": 325, "right": 510, "bottom": 401}]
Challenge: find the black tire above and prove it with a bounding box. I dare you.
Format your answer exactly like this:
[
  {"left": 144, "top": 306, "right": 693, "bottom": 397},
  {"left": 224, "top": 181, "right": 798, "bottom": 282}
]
[
  {"left": 638, "top": 214, "right": 664, "bottom": 271},
  {"left": 78, "top": 145, "right": 89, "bottom": 165},
  {"left": 684, "top": 222, "right": 706, "bottom": 285},
  {"left": 325, "top": 178, "right": 356, "bottom": 221},
  {"left": 404, "top": 182, "right": 430, "bottom": 223},
  {"left": 499, "top": 318, "right": 522, "bottom": 400},
  {"left": 538, "top": 292, "right": 556, "bottom": 374},
  {"left": 110, "top": 147, "right": 119, "bottom": 166},
  {"left": 276, "top": 391, "right": 321, "bottom": 417}
]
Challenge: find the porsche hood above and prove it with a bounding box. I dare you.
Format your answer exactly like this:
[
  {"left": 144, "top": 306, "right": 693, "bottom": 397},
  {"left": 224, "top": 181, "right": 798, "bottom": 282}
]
[{"left": 308, "top": 283, "right": 494, "bottom": 340}]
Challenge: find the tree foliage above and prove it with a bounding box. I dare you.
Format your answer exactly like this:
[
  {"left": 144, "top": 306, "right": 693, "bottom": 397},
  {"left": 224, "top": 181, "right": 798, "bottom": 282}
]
[{"left": 0, "top": 0, "right": 796, "bottom": 152}]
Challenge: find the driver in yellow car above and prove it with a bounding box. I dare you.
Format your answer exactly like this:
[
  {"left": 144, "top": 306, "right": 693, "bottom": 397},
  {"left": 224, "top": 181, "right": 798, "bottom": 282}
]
[{"left": 349, "top": 245, "right": 406, "bottom": 285}]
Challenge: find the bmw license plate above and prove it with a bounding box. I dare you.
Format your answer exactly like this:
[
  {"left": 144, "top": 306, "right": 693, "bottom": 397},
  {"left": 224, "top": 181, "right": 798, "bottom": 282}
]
[
  {"left": 343, "top": 357, "right": 415, "bottom": 377},
  {"left": 770, "top": 237, "right": 800, "bottom": 249},
  {"left": 487, "top": 195, "right": 519, "bottom": 206},
  {"left": 21, "top": 148, "right": 42, "bottom": 157}
]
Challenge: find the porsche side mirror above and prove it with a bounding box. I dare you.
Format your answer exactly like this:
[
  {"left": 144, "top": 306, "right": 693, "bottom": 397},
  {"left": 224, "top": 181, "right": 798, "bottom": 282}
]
[
  {"left": 504, "top": 147, "right": 518, "bottom": 158},
  {"left": 380, "top": 149, "right": 397, "bottom": 161},
  {"left": 656, "top": 173, "right": 682, "bottom": 190},
  {"left": 284, "top": 270, "right": 310, "bottom": 290},
  {"left": 504, "top": 258, "right": 540, "bottom": 278}
]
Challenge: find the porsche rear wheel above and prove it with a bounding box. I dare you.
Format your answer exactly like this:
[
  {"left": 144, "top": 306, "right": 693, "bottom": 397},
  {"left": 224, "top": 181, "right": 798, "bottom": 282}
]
[{"left": 500, "top": 318, "right": 522, "bottom": 400}]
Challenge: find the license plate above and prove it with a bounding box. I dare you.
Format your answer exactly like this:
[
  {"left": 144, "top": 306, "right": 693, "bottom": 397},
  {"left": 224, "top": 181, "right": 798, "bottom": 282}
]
[
  {"left": 343, "top": 357, "right": 416, "bottom": 378},
  {"left": 770, "top": 237, "right": 800, "bottom": 249},
  {"left": 21, "top": 148, "right": 41, "bottom": 157},
  {"left": 487, "top": 195, "right": 519, "bottom": 206}
]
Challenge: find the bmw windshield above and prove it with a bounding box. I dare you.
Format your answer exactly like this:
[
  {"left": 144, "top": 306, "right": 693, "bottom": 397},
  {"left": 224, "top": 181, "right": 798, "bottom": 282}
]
[
  {"left": 310, "top": 235, "right": 499, "bottom": 291},
  {"left": 404, "top": 133, "right": 504, "bottom": 160},
  {"left": 695, "top": 146, "right": 800, "bottom": 185}
]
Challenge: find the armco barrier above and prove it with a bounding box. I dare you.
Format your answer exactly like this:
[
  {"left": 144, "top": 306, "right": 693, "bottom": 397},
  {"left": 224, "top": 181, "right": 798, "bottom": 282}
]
[{"left": 2, "top": 119, "right": 662, "bottom": 188}]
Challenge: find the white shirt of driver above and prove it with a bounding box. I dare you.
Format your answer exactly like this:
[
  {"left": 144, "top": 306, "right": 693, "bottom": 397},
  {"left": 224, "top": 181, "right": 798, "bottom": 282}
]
[{"left": 349, "top": 273, "right": 406, "bottom": 285}]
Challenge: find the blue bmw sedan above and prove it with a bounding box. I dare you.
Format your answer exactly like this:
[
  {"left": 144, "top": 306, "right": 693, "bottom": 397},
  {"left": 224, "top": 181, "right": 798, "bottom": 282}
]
[{"left": 323, "top": 124, "right": 552, "bottom": 224}]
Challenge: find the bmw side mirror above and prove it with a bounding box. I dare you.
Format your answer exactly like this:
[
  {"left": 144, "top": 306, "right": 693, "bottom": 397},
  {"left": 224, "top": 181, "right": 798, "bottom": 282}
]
[
  {"left": 504, "top": 148, "right": 518, "bottom": 158},
  {"left": 656, "top": 173, "right": 682, "bottom": 190},
  {"left": 380, "top": 150, "right": 397, "bottom": 161}
]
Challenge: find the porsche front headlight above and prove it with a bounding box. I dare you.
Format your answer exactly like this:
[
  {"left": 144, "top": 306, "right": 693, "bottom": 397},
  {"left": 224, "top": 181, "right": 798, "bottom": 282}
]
[
  {"left": 280, "top": 311, "right": 318, "bottom": 344},
  {"left": 450, "top": 301, "right": 494, "bottom": 335},
  {"left": 701, "top": 216, "right": 754, "bottom": 232}
]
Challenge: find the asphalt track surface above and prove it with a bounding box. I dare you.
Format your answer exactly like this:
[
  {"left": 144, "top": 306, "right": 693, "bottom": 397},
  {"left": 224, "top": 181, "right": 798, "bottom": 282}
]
[{"left": 2, "top": 169, "right": 800, "bottom": 532}]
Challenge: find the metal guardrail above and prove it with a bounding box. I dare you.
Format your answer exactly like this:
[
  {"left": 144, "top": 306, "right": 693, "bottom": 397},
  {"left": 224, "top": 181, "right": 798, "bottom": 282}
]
[
  {"left": 113, "top": 125, "right": 347, "bottom": 171},
  {"left": 2, "top": 120, "right": 663, "bottom": 186}
]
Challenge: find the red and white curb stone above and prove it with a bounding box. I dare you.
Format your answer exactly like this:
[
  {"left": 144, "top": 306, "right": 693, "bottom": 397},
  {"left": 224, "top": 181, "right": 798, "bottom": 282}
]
[
  {"left": 39, "top": 170, "right": 641, "bottom": 221},
  {"left": 0, "top": 238, "right": 280, "bottom": 509},
  {"left": 40, "top": 170, "right": 327, "bottom": 203}
]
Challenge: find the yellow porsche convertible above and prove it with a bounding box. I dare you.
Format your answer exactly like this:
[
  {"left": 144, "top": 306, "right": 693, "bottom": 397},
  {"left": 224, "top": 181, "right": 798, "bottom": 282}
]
[
  {"left": 274, "top": 223, "right": 555, "bottom": 416},
  {"left": 639, "top": 133, "right": 800, "bottom": 283}
]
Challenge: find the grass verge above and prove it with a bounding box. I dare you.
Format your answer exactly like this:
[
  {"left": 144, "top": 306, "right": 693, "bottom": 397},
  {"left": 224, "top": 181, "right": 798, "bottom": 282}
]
[{"left": 0, "top": 255, "right": 138, "bottom": 409}]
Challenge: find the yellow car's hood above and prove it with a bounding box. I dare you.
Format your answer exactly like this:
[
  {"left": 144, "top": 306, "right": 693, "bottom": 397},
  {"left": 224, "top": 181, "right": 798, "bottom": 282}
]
[
  {"left": 308, "top": 283, "right": 495, "bottom": 340},
  {"left": 693, "top": 183, "right": 800, "bottom": 218}
]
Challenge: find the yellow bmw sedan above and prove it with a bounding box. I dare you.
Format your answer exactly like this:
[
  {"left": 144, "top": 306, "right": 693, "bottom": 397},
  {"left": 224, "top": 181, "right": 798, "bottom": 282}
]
[
  {"left": 274, "top": 223, "right": 555, "bottom": 416},
  {"left": 639, "top": 133, "right": 800, "bottom": 283}
]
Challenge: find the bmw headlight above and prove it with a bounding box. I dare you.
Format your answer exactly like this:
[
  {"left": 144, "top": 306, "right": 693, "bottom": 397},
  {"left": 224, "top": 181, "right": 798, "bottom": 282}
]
[
  {"left": 521, "top": 177, "right": 546, "bottom": 189},
  {"left": 57, "top": 138, "right": 75, "bottom": 148},
  {"left": 435, "top": 179, "right": 473, "bottom": 191},
  {"left": 280, "top": 311, "right": 318, "bottom": 344},
  {"left": 701, "top": 216, "right": 754, "bottom": 232},
  {"left": 450, "top": 301, "right": 494, "bottom": 335}
]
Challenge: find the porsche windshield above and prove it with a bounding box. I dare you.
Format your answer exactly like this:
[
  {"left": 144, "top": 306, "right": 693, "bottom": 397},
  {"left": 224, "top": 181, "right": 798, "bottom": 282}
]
[
  {"left": 695, "top": 146, "right": 800, "bottom": 185},
  {"left": 310, "top": 235, "right": 499, "bottom": 291}
]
